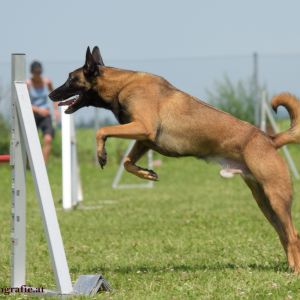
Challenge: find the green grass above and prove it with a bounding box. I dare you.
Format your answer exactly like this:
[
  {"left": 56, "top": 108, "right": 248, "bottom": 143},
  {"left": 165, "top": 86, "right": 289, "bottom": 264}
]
[{"left": 1, "top": 127, "right": 300, "bottom": 299}]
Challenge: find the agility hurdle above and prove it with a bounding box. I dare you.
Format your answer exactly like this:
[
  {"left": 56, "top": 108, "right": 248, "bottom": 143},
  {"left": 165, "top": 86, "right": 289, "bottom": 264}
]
[
  {"left": 10, "top": 53, "right": 110, "bottom": 296},
  {"left": 61, "top": 107, "right": 83, "bottom": 209},
  {"left": 260, "top": 90, "right": 300, "bottom": 179},
  {"left": 112, "top": 140, "right": 154, "bottom": 189}
]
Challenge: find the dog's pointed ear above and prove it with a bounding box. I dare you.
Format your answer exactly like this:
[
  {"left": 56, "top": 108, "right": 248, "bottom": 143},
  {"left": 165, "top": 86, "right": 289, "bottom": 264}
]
[
  {"left": 84, "top": 46, "right": 95, "bottom": 70},
  {"left": 84, "top": 46, "right": 99, "bottom": 77},
  {"left": 92, "top": 46, "right": 104, "bottom": 66}
]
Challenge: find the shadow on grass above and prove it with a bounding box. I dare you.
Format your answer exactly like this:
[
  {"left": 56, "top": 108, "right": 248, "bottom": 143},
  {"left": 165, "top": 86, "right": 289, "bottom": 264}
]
[{"left": 72, "top": 261, "right": 289, "bottom": 275}]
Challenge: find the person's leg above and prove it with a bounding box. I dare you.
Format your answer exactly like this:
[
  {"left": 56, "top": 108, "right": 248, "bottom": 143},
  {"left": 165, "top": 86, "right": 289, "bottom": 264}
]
[
  {"left": 40, "top": 115, "right": 55, "bottom": 164},
  {"left": 42, "top": 134, "right": 53, "bottom": 163}
]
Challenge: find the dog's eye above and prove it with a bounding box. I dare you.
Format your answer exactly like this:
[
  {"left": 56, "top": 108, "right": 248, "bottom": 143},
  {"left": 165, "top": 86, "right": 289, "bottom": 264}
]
[
  {"left": 66, "top": 77, "right": 74, "bottom": 87},
  {"left": 69, "top": 76, "right": 78, "bottom": 84}
]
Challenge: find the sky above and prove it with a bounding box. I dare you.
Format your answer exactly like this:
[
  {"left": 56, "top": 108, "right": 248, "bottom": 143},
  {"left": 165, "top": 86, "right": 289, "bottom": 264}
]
[
  {"left": 0, "top": 0, "right": 300, "bottom": 123},
  {"left": 1, "top": 0, "right": 300, "bottom": 61}
]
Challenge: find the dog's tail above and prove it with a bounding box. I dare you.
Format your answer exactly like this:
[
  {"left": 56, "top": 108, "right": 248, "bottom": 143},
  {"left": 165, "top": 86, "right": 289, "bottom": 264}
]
[{"left": 271, "top": 92, "right": 300, "bottom": 148}]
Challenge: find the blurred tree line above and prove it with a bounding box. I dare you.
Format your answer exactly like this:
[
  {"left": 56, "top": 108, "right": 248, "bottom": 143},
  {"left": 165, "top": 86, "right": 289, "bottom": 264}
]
[
  {"left": 0, "top": 115, "right": 10, "bottom": 154},
  {"left": 0, "top": 82, "right": 10, "bottom": 154},
  {"left": 206, "top": 75, "right": 262, "bottom": 124}
]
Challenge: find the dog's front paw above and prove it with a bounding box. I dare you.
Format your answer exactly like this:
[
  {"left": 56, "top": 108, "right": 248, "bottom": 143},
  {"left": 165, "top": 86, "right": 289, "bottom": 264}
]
[{"left": 98, "top": 148, "right": 107, "bottom": 169}]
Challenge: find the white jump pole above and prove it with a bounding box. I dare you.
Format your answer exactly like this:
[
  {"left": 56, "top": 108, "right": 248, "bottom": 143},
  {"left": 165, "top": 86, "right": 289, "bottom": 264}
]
[{"left": 11, "top": 54, "right": 73, "bottom": 293}]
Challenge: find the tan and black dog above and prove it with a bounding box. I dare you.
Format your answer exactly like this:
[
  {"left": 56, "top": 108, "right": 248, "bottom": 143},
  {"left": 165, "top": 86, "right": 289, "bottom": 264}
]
[{"left": 49, "top": 46, "right": 300, "bottom": 272}]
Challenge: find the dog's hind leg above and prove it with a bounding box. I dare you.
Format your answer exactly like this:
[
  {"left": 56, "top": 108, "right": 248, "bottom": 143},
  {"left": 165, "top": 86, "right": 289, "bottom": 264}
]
[
  {"left": 262, "top": 180, "right": 300, "bottom": 272},
  {"left": 123, "top": 141, "right": 158, "bottom": 181},
  {"left": 245, "top": 176, "right": 300, "bottom": 272},
  {"left": 243, "top": 177, "right": 289, "bottom": 255},
  {"left": 243, "top": 139, "right": 300, "bottom": 272}
]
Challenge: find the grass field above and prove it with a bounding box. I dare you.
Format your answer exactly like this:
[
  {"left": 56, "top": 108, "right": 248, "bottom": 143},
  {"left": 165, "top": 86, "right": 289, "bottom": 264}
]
[{"left": 1, "top": 128, "right": 300, "bottom": 299}]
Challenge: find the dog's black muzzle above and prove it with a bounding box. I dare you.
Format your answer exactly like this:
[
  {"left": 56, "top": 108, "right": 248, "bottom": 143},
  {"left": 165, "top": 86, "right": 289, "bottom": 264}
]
[{"left": 49, "top": 82, "right": 80, "bottom": 102}]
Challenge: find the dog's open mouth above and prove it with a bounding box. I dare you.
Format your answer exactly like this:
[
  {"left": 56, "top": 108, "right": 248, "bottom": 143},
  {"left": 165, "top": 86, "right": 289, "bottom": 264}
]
[{"left": 58, "top": 95, "right": 82, "bottom": 114}]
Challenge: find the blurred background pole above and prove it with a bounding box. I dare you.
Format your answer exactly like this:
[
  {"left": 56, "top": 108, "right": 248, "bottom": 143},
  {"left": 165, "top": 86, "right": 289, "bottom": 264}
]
[
  {"left": 253, "top": 52, "right": 260, "bottom": 126},
  {"left": 94, "top": 107, "right": 99, "bottom": 164}
]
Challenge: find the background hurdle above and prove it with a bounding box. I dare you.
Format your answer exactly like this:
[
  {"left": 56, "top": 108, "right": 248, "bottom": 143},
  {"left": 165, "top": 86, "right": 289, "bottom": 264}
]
[
  {"left": 112, "top": 140, "right": 154, "bottom": 189},
  {"left": 260, "top": 90, "right": 300, "bottom": 179}
]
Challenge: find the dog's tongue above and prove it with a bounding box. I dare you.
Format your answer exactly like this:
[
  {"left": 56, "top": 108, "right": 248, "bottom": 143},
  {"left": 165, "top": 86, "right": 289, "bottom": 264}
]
[{"left": 58, "top": 97, "right": 77, "bottom": 106}]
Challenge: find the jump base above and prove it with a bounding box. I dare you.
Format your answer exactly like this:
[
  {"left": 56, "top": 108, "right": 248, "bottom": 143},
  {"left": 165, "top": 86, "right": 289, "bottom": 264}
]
[{"left": 73, "top": 274, "right": 111, "bottom": 295}]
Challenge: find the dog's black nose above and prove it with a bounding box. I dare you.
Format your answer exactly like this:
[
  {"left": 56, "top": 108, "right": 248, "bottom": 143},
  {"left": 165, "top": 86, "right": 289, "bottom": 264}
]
[{"left": 48, "top": 91, "right": 56, "bottom": 101}]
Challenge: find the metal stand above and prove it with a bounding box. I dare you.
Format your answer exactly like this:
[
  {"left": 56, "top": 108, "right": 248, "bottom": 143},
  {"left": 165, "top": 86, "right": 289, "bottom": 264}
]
[
  {"left": 11, "top": 53, "right": 26, "bottom": 289},
  {"left": 61, "top": 108, "right": 83, "bottom": 210},
  {"left": 10, "top": 54, "right": 110, "bottom": 296},
  {"left": 252, "top": 52, "right": 260, "bottom": 126},
  {"left": 112, "top": 140, "right": 154, "bottom": 189},
  {"left": 260, "top": 90, "right": 300, "bottom": 179}
]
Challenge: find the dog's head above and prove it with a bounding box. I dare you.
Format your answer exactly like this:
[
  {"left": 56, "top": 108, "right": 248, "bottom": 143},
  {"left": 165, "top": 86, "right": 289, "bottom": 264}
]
[{"left": 49, "top": 46, "right": 104, "bottom": 114}]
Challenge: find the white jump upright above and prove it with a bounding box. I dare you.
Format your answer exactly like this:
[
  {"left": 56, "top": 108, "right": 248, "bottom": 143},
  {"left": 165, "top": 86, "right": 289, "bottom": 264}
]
[
  {"left": 11, "top": 53, "right": 27, "bottom": 288},
  {"left": 10, "top": 53, "right": 110, "bottom": 295},
  {"left": 260, "top": 90, "right": 300, "bottom": 179},
  {"left": 61, "top": 108, "right": 83, "bottom": 210},
  {"left": 11, "top": 54, "right": 73, "bottom": 294}
]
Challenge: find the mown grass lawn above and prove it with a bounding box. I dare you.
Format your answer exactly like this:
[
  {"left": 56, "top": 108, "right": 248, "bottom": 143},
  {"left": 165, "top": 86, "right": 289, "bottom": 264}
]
[{"left": 1, "top": 127, "right": 300, "bottom": 299}]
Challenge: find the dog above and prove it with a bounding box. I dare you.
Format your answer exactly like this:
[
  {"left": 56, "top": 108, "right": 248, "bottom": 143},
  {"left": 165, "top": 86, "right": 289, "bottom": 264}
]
[{"left": 49, "top": 46, "right": 300, "bottom": 272}]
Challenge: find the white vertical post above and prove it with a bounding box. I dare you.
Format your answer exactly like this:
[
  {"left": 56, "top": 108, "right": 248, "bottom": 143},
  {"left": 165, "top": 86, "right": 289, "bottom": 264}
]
[
  {"left": 62, "top": 110, "right": 83, "bottom": 209},
  {"left": 253, "top": 52, "right": 260, "bottom": 126},
  {"left": 11, "top": 54, "right": 26, "bottom": 287},
  {"left": 61, "top": 108, "right": 72, "bottom": 210},
  {"left": 77, "top": 163, "right": 83, "bottom": 202},
  {"left": 147, "top": 149, "right": 154, "bottom": 188},
  {"left": 70, "top": 115, "right": 83, "bottom": 204},
  {"left": 70, "top": 116, "right": 77, "bottom": 207},
  {"left": 71, "top": 117, "right": 83, "bottom": 202},
  {"left": 260, "top": 90, "right": 267, "bottom": 132}
]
